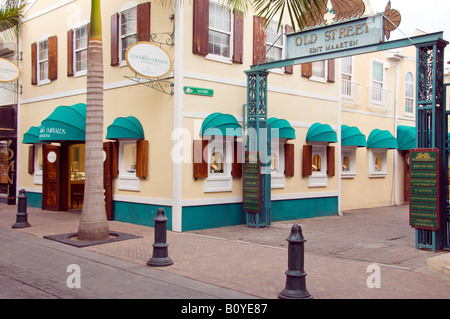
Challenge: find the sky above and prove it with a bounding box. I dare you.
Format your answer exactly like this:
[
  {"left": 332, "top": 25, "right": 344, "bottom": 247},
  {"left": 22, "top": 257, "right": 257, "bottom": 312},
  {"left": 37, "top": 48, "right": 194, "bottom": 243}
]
[{"left": 370, "top": 0, "right": 450, "bottom": 61}]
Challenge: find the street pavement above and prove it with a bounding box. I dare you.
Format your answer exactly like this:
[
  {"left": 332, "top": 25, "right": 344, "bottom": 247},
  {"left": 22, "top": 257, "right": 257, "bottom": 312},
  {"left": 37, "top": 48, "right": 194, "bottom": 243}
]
[{"left": 0, "top": 203, "right": 449, "bottom": 299}]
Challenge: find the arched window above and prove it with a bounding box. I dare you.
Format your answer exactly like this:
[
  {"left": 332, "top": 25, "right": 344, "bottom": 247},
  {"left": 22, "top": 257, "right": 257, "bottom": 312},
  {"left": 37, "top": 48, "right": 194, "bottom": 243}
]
[
  {"left": 312, "top": 154, "right": 321, "bottom": 172},
  {"left": 271, "top": 152, "right": 279, "bottom": 173},
  {"left": 342, "top": 156, "right": 350, "bottom": 171},
  {"left": 210, "top": 151, "right": 224, "bottom": 174},
  {"left": 375, "top": 156, "right": 383, "bottom": 171},
  {"left": 405, "top": 72, "right": 414, "bottom": 114}
]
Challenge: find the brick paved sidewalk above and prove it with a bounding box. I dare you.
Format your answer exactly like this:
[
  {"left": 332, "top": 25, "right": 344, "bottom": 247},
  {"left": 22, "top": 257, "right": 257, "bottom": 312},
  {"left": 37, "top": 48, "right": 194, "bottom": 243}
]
[{"left": 1, "top": 203, "right": 449, "bottom": 299}]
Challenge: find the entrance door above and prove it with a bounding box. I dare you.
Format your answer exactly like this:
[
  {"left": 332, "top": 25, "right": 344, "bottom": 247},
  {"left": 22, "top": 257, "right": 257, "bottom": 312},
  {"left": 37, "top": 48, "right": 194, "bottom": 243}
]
[{"left": 42, "top": 144, "right": 61, "bottom": 211}]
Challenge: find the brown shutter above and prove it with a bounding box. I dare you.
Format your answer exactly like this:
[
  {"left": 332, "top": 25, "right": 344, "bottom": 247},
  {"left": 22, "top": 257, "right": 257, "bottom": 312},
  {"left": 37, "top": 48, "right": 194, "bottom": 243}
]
[
  {"left": 137, "top": 2, "right": 151, "bottom": 40},
  {"left": 302, "top": 145, "right": 312, "bottom": 177},
  {"left": 111, "top": 141, "right": 119, "bottom": 177},
  {"left": 233, "top": 10, "right": 244, "bottom": 64},
  {"left": 111, "top": 12, "right": 119, "bottom": 66},
  {"left": 327, "top": 146, "right": 335, "bottom": 176},
  {"left": 232, "top": 140, "right": 243, "bottom": 177},
  {"left": 253, "top": 16, "right": 266, "bottom": 65},
  {"left": 327, "top": 59, "right": 335, "bottom": 83},
  {"left": 301, "top": 63, "right": 312, "bottom": 78},
  {"left": 48, "top": 36, "right": 58, "bottom": 81},
  {"left": 193, "top": 0, "right": 209, "bottom": 56},
  {"left": 67, "top": 29, "right": 74, "bottom": 77},
  {"left": 31, "top": 42, "right": 37, "bottom": 85},
  {"left": 193, "top": 139, "right": 208, "bottom": 179},
  {"left": 284, "top": 143, "right": 294, "bottom": 177},
  {"left": 136, "top": 140, "right": 149, "bottom": 179},
  {"left": 28, "top": 145, "right": 35, "bottom": 175},
  {"left": 284, "top": 25, "right": 294, "bottom": 74}
]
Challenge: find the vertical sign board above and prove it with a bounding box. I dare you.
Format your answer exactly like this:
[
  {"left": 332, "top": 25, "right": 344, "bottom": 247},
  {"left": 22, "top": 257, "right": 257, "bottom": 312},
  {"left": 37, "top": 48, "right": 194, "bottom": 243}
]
[
  {"left": 243, "top": 152, "right": 261, "bottom": 213},
  {"left": 409, "top": 148, "right": 440, "bottom": 230}
]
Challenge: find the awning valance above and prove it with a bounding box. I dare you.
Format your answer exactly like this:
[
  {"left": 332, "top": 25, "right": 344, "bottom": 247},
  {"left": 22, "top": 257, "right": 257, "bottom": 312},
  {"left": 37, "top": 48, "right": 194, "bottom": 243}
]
[
  {"left": 201, "top": 113, "right": 242, "bottom": 137},
  {"left": 306, "top": 123, "right": 337, "bottom": 143},
  {"left": 38, "top": 103, "right": 86, "bottom": 142},
  {"left": 397, "top": 125, "right": 416, "bottom": 151},
  {"left": 22, "top": 126, "right": 42, "bottom": 144},
  {"left": 106, "top": 116, "right": 144, "bottom": 140},
  {"left": 341, "top": 125, "right": 366, "bottom": 147},
  {"left": 267, "top": 117, "right": 296, "bottom": 139},
  {"left": 367, "top": 129, "right": 398, "bottom": 149}
]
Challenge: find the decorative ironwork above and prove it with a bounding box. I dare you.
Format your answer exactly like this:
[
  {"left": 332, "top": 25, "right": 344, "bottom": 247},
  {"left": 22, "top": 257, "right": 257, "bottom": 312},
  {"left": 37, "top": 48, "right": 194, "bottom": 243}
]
[
  {"left": 0, "top": 82, "right": 22, "bottom": 94},
  {"left": 383, "top": 1, "right": 401, "bottom": 40},
  {"left": 331, "top": 0, "right": 366, "bottom": 22},
  {"left": 124, "top": 76, "right": 174, "bottom": 95},
  {"left": 134, "top": 32, "right": 174, "bottom": 46},
  {"left": 417, "top": 46, "right": 434, "bottom": 102}
]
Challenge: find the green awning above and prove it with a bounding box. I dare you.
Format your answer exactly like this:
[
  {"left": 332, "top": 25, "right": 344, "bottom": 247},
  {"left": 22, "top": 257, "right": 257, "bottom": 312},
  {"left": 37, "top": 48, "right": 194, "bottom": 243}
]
[
  {"left": 22, "top": 126, "right": 41, "bottom": 144},
  {"left": 201, "top": 113, "right": 242, "bottom": 137},
  {"left": 267, "top": 117, "right": 296, "bottom": 139},
  {"left": 367, "top": 129, "right": 398, "bottom": 149},
  {"left": 106, "top": 116, "right": 144, "bottom": 140},
  {"left": 38, "top": 103, "right": 86, "bottom": 142},
  {"left": 397, "top": 125, "right": 416, "bottom": 151},
  {"left": 306, "top": 123, "right": 337, "bottom": 143},
  {"left": 341, "top": 125, "right": 366, "bottom": 147}
]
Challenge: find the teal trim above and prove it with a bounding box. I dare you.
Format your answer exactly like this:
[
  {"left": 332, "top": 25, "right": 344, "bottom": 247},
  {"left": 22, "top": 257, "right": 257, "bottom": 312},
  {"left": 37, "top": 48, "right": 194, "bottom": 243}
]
[
  {"left": 106, "top": 116, "right": 144, "bottom": 140},
  {"left": 39, "top": 103, "right": 86, "bottom": 142},
  {"left": 113, "top": 201, "right": 172, "bottom": 230},
  {"left": 341, "top": 125, "right": 366, "bottom": 147},
  {"left": 271, "top": 197, "right": 338, "bottom": 221},
  {"left": 367, "top": 129, "right": 398, "bottom": 149},
  {"left": 182, "top": 203, "right": 245, "bottom": 231},
  {"left": 397, "top": 125, "right": 416, "bottom": 150},
  {"left": 267, "top": 117, "right": 296, "bottom": 139},
  {"left": 201, "top": 113, "right": 243, "bottom": 137},
  {"left": 22, "top": 126, "right": 41, "bottom": 144},
  {"left": 26, "top": 192, "right": 42, "bottom": 208},
  {"left": 306, "top": 123, "right": 338, "bottom": 143}
]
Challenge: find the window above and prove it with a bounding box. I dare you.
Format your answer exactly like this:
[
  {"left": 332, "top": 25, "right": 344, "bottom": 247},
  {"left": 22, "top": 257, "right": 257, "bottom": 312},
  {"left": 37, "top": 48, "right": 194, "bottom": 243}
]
[
  {"left": 341, "top": 56, "right": 353, "bottom": 96},
  {"left": 120, "top": 6, "right": 137, "bottom": 62},
  {"left": 371, "top": 60, "right": 384, "bottom": 103},
  {"left": 208, "top": 1, "right": 233, "bottom": 61},
  {"left": 204, "top": 137, "right": 233, "bottom": 192},
  {"left": 0, "top": 141, "right": 8, "bottom": 184},
  {"left": 265, "top": 20, "right": 284, "bottom": 63},
  {"left": 34, "top": 145, "right": 43, "bottom": 184},
  {"left": 341, "top": 146, "right": 357, "bottom": 178},
  {"left": 271, "top": 139, "right": 286, "bottom": 188},
  {"left": 74, "top": 25, "right": 88, "bottom": 74},
  {"left": 38, "top": 40, "right": 49, "bottom": 83},
  {"left": 369, "top": 149, "right": 387, "bottom": 177},
  {"left": 118, "top": 140, "right": 140, "bottom": 191},
  {"left": 309, "top": 144, "right": 328, "bottom": 187},
  {"left": 405, "top": 72, "right": 414, "bottom": 115}
]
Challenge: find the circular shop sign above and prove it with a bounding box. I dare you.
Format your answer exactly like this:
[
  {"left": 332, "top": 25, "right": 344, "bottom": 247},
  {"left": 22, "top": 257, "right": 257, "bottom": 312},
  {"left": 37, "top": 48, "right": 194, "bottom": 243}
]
[
  {"left": 0, "top": 57, "right": 20, "bottom": 83},
  {"left": 125, "top": 42, "right": 172, "bottom": 79},
  {"left": 47, "top": 151, "right": 57, "bottom": 163}
]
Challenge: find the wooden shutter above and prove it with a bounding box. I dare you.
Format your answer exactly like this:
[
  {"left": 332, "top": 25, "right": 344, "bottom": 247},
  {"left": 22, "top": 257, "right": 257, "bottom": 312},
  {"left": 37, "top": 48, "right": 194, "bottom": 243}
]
[
  {"left": 284, "top": 25, "right": 294, "bottom": 74},
  {"left": 193, "top": 0, "right": 209, "bottom": 56},
  {"left": 137, "top": 2, "right": 151, "bottom": 40},
  {"left": 136, "top": 140, "right": 149, "bottom": 179},
  {"left": 302, "top": 145, "right": 312, "bottom": 177},
  {"left": 48, "top": 36, "right": 58, "bottom": 81},
  {"left": 301, "top": 63, "right": 312, "bottom": 78},
  {"left": 111, "top": 12, "right": 119, "bottom": 66},
  {"left": 111, "top": 141, "right": 119, "bottom": 177},
  {"left": 327, "top": 146, "right": 335, "bottom": 176},
  {"left": 31, "top": 42, "right": 37, "bottom": 85},
  {"left": 67, "top": 29, "right": 74, "bottom": 77},
  {"left": 233, "top": 10, "right": 244, "bottom": 64},
  {"left": 284, "top": 143, "right": 294, "bottom": 177},
  {"left": 253, "top": 16, "right": 266, "bottom": 65},
  {"left": 193, "top": 139, "right": 208, "bottom": 179},
  {"left": 28, "top": 145, "right": 35, "bottom": 175},
  {"left": 232, "top": 140, "right": 243, "bottom": 177},
  {"left": 327, "top": 59, "right": 335, "bottom": 83}
]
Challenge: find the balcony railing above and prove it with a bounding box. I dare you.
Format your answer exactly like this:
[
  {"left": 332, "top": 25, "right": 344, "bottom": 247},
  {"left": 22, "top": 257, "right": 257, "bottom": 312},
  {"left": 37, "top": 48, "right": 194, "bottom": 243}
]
[
  {"left": 341, "top": 80, "right": 361, "bottom": 106},
  {"left": 368, "top": 86, "right": 392, "bottom": 111}
]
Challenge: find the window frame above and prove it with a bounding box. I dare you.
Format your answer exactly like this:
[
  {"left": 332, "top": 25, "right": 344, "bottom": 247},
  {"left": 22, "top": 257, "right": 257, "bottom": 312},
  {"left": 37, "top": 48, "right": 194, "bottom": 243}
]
[
  {"left": 341, "top": 146, "right": 357, "bottom": 178},
  {"left": 271, "top": 138, "right": 286, "bottom": 188},
  {"left": 118, "top": 139, "right": 140, "bottom": 191},
  {"left": 404, "top": 72, "right": 415, "bottom": 116},
  {"left": 371, "top": 59, "right": 385, "bottom": 104},
  {"left": 310, "top": 60, "right": 328, "bottom": 83},
  {"left": 73, "top": 24, "right": 88, "bottom": 77},
  {"left": 369, "top": 148, "right": 388, "bottom": 178},
  {"left": 308, "top": 142, "right": 328, "bottom": 187},
  {"left": 341, "top": 56, "right": 353, "bottom": 97},
  {"left": 37, "top": 38, "right": 50, "bottom": 85},
  {"left": 119, "top": 5, "right": 137, "bottom": 65},
  {"left": 265, "top": 19, "right": 285, "bottom": 73},
  {"left": 206, "top": 0, "right": 234, "bottom": 64},
  {"left": 33, "top": 144, "right": 43, "bottom": 185},
  {"left": 204, "top": 136, "right": 233, "bottom": 192}
]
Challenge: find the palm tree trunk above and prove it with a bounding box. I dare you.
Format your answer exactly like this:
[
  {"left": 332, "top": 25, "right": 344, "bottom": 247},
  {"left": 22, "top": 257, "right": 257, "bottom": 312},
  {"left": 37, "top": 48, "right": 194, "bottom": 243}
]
[{"left": 77, "top": 0, "right": 109, "bottom": 241}]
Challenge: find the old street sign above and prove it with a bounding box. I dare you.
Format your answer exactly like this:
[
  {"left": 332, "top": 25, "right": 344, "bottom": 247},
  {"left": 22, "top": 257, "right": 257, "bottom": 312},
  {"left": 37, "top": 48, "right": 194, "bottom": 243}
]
[
  {"left": 243, "top": 152, "right": 261, "bottom": 213},
  {"left": 409, "top": 148, "right": 440, "bottom": 231},
  {"left": 286, "top": 13, "right": 384, "bottom": 60}
]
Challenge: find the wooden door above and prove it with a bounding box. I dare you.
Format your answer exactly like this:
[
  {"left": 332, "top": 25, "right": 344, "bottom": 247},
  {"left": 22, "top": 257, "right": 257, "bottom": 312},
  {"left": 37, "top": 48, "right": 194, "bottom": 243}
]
[
  {"left": 103, "top": 142, "right": 114, "bottom": 220},
  {"left": 42, "top": 144, "right": 61, "bottom": 211}
]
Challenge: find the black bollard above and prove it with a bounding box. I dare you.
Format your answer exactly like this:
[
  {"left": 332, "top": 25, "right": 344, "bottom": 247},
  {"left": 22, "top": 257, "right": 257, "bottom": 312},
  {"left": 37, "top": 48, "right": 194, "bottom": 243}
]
[
  {"left": 278, "top": 224, "right": 312, "bottom": 299},
  {"left": 147, "top": 208, "right": 173, "bottom": 267},
  {"left": 12, "top": 189, "right": 31, "bottom": 229}
]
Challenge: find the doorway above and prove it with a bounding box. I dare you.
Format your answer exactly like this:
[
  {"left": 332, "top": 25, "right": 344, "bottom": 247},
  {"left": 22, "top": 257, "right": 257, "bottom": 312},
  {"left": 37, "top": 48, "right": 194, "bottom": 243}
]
[{"left": 69, "top": 144, "right": 85, "bottom": 210}]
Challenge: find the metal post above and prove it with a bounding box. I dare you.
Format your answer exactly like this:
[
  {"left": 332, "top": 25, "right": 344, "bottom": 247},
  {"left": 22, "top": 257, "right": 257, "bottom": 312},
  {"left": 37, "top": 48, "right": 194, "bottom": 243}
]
[
  {"left": 278, "top": 224, "right": 312, "bottom": 299},
  {"left": 147, "top": 208, "right": 173, "bottom": 267},
  {"left": 12, "top": 189, "right": 31, "bottom": 229}
]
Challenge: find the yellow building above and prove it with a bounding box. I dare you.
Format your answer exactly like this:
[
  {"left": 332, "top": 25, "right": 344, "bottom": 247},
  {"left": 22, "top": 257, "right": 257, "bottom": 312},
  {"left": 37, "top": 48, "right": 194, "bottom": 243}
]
[{"left": 11, "top": 0, "right": 420, "bottom": 231}]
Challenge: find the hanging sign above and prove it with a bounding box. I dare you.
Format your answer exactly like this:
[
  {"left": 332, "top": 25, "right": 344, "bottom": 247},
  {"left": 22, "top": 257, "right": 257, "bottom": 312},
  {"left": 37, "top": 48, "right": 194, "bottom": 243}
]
[
  {"left": 286, "top": 13, "right": 385, "bottom": 60},
  {"left": 0, "top": 58, "right": 20, "bottom": 83},
  {"left": 243, "top": 152, "right": 261, "bottom": 213},
  {"left": 125, "top": 42, "right": 172, "bottom": 79},
  {"left": 409, "top": 148, "right": 441, "bottom": 231}
]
